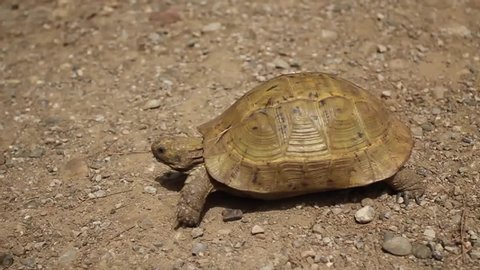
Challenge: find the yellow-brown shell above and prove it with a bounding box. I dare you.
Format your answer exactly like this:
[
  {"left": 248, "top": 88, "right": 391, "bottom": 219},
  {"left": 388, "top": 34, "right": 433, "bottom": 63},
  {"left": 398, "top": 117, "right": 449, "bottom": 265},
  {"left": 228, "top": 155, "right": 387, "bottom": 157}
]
[{"left": 198, "top": 72, "right": 413, "bottom": 198}]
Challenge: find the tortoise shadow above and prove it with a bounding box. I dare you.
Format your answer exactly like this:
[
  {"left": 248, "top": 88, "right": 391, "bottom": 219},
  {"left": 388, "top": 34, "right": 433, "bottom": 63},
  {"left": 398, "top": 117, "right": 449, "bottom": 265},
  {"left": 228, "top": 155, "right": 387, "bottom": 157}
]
[
  {"left": 155, "top": 171, "right": 188, "bottom": 192},
  {"left": 155, "top": 172, "right": 393, "bottom": 224},
  {"left": 205, "top": 181, "right": 391, "bottom": 217}
]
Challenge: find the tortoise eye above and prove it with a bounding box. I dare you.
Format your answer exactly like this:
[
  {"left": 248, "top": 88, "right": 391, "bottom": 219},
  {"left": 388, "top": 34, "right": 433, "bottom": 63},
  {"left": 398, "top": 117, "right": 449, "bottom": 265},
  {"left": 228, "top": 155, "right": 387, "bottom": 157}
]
[{"left": 157, "top": 147, "right": 165, "bottom": 154}]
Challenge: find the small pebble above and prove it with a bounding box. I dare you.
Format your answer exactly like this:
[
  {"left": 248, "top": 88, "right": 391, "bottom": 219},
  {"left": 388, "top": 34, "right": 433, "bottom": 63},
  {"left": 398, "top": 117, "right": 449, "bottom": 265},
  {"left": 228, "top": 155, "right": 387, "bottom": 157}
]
[
  {"left": 222, "top": 208, "right": 243, "bottom": 222},
  {"left": 381, "top": 90, "right": 391, "bottom": 98},
  {"left": 469, "top": 247, "right": 480, "bottom": 260},
  {"left": 360, "top": 198, "right": 374, "bottom": 207},
  {"left": 382, "top": 236, "right": 412, "bottom": 256},
  {"left": 377, "top": 44, "right": 387, "bottom": 53},
  {"left": 272, "top": 57, "right": 289, "bottom": 69},
  {"left": 312, "top": 224, "right": 323, "bottom": 234},
  {"left": 320, "top": 29, "right": 338, "bottom": 40},
  {"left": 191, "top": 228, "right": 204, "bottom": 239},
  {"left": 431, "top": 86, "right": 448, "bottom": 100},
  {"left": 412, "top": 243, "right": 432, "bottom": 259},
  {"left": 251, "top": 225, "right": 265, "bottom": 235},
  {"left": 143, "top": 99, "right": 162, "bottom": 109},
  {"left": 423, "top": 228, "right": 436, "bottom": 240},
  {"left": 354, "top": 205, "right": 375, "bottom": 224},
  {"left": 89, "top": 190, "right": 106, "bottom": 198},
  {"left": 301, "top": 250, "right": 315, "bottom": 258},
  {"left": 217, "top": 229, "right": 231, "bottom": 235},
  {"left": 144, "top": 186, "right": 157, "bottom": 194},
  {"left": 0, "top": 252, "right": 13, "bottom": 267},
  {"left": 431, "top": 107, "right": 441, "bottom": 115},
  {"left": 202, "top": 22, "right": 222, "bottom": 32},
  {"left": 411, "top": 126, "right": 423, "bottom": 138},
  {"left": 191, "top": 242, "right": 207, "bottom": 256}
]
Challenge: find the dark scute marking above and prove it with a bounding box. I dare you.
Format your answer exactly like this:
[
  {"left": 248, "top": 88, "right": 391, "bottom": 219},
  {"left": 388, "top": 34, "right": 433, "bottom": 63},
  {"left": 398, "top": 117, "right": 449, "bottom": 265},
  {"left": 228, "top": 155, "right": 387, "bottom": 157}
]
[
  {"left": 326, "top": 178, "right": 335, "bottom": 185},
  {"left": 314, "top": 92, "right": 319, "bottom": 98},
  {"left": 266, "top": 97, "right": 274, "bottom": 106},
  {"left": 252, "top": 170, "right": 258, "bottom": 183},
  {"left": 301, "top": 182, "right": 308, "bottom": 187},
  {"left": 258, "top": 109, "right": 268, "bottom": 115},
  {"left": 292, "top": 106, "right": 301, "bottom": 114},
  {"left": 357, "top": 132, "right": 364, "bottom": 138},
  {"left": 282, "top": 96, "right": 288, "bottom": 101},
  {"left": 320, "top": 100, "right": 326, "bottom": 106},
  {"left": 252, "top": 126, "right": 258, "bottom": 130},
  {"left": 266, "top": 84, "right": 278, "bottom": 92}
]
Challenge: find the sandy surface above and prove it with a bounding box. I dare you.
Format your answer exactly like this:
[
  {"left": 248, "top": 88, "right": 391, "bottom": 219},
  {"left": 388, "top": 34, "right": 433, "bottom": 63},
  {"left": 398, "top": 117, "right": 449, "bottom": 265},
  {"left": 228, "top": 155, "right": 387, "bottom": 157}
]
[{"left": 1, "top": 0, "right": 479, "bottom": 269}]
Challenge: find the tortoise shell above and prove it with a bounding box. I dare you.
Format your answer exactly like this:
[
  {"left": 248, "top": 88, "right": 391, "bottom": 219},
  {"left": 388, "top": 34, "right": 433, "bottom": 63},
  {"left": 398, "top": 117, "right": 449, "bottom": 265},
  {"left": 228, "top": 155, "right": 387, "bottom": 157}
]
[{"left": 198, "top": 72, "right": 413, "bottom": 198}]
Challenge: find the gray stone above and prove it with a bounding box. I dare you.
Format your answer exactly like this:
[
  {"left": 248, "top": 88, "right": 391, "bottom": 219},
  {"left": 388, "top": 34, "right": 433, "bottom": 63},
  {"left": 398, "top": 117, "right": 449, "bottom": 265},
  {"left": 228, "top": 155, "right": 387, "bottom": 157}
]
[
  {"left": 312, "top": 224, "right": 323, "bottom": 234},
  {"left": 144, "top": 186, "right": 157, "bottom": 194},
  {"left": 382, "top": 236, "right": 412, "bottom": 256},
  {"left": 412, "top": 243, "right": 432, "bottom": 259},
  {"left": 354, "top": 206, "right": 375, "bottom": 224},
  {"left": 191, "top": 228, "right": 204, "bottom": 239},
  {"left": 0, "top": 252, "right": 13, "bottom": 267},
  {"left": 143, "top": 99, "right": 162, "bottom": 109},
  {"left": 360, "top": 198, "right": 374, "bottom": 207},
  {"left": 58, "top": 245, "right": 78, "bottom": 265},
  {"left": 272, "top": 57, "right": 289, "bottom": 69},
  {"left": 411, "top": 126, "right": 423, "bottom": 138},
  {"left": 470, "top": 247, "right": 480, "bottom": 260},
  {"left": 222, "top": 208, "right": 243, "bottom": 222},
  {"left": 191, "top": 242, "right": 207, "bottom": 256},
  {"left": 423, "top": 228, "right": 436, "bottom": 240}
]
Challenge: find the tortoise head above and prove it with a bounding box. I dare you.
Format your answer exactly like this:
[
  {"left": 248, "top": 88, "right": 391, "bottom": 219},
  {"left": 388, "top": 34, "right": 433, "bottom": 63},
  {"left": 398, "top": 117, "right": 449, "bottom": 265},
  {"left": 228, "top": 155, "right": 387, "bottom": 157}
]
[{"left": 151, "top": 136, "right": 203, "bottom": 171}]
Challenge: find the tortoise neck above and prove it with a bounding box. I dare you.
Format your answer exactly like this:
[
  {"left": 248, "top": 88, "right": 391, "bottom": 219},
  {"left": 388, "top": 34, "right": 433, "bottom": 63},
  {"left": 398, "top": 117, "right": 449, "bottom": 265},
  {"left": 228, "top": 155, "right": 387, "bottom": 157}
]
[{"left": 186, "top": 137, "right": 204, "bottom": 170}]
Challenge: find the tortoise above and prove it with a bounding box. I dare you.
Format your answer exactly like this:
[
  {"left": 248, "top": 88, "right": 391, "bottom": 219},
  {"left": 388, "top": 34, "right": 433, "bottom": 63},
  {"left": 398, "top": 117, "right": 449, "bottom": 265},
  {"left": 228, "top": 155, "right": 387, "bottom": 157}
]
[{"left": 152, "top": 72, "right": 424, "bottom": 227}]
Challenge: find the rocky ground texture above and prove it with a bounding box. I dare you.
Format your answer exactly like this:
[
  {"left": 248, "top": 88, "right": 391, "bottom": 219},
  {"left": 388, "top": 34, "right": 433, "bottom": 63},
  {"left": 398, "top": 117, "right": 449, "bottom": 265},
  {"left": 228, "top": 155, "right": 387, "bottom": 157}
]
[{"left": 1, "top": 0, "right": 479, "bottom": 269}]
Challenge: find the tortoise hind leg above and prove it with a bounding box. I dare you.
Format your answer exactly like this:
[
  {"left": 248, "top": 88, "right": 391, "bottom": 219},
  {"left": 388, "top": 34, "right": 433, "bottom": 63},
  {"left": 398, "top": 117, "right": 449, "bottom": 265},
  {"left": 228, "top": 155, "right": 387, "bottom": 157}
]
[
  {"left": 176, "top": 165, "right": 214, "bottom": 227},
  {"left": 386, "top": 168, "right": 425, "bottom": 205}
]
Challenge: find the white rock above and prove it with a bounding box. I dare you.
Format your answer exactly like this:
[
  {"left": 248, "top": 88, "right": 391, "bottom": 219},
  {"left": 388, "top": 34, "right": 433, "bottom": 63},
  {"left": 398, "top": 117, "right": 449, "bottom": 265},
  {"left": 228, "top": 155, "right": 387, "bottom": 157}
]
[
  {"left": 272, "top": 57, "right": 289, "bottom": 69},
  {"left": 143, "top": 99, "right": 162, "bottom": 109},
  {"left": 202, "top": 22, "right": 222, "bottom": 32},
  {"left": 144, "top": 186, "right": 157, "bottom": 194},
  {"left": 251, "top": 225, "right": 265, "bottom": 235},
  {"left": 354, "top": 205, "right": 375, "bottom": 224}
]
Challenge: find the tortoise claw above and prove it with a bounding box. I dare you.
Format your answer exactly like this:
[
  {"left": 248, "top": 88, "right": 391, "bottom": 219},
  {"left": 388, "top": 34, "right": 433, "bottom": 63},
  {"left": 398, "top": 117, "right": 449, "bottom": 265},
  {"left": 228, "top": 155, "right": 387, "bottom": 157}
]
[{"left": 396, "top": 190, "right": 424, "bottom": 206}]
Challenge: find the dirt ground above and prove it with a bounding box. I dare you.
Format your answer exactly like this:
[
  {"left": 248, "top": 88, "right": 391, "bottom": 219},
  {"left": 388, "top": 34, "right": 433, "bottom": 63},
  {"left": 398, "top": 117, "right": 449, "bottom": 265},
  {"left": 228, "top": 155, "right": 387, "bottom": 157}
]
[{"left": 1, "top": 0, "right": 479, "bottom": 269}]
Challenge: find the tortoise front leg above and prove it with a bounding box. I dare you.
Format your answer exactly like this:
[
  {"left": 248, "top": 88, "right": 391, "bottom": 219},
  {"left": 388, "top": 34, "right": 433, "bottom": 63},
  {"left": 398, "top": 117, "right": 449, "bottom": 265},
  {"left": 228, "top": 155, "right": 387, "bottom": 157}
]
[
  {"left": 176, "top": 165, "right": 214, "bottom": 227},
  {"left": 386, "top": 168, "right": 425, "bottom": 205}
]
